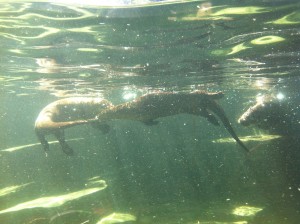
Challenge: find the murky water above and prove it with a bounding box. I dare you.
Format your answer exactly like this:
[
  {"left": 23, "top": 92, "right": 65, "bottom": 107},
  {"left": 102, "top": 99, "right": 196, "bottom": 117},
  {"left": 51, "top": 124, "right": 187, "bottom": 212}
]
[{"left": 0, "top": 1, "right": 300, "bottom": 223}]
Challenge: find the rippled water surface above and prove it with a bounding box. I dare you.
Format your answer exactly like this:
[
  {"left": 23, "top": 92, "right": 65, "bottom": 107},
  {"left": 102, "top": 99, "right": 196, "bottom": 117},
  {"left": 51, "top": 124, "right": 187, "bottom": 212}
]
[{"left": 0, "top": 1, "right": 300, "bottom": 224}]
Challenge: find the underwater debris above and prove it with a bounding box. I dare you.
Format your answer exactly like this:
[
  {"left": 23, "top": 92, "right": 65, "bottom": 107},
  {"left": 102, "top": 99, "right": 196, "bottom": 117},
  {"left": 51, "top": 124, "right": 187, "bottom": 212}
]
[
  {"left": 96, "top": 212, "right": 136, "bottom": 224},
  {"left": 232, "top": 206, "right": 263, "bottom": 217}
]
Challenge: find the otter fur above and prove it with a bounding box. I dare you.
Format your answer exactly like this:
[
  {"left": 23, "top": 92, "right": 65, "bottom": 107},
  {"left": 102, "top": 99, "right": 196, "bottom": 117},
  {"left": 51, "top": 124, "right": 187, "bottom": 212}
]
[
  {"left": 35, "top": 97, "right": 112, "bottom": 155},
  {"left": 35, "top": 91, "right": 249, "bottom": 155},
  {"left": 96, "top": 91, "right": 249, "bottom": 152},
  {"left": 238, "top": 94, "right": 300, "bottom": 135}
]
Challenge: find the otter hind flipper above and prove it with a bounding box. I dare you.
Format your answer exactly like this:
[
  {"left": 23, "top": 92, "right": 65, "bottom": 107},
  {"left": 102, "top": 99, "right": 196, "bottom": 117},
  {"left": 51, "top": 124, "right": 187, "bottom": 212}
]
[
  {"left": 91, "top": 122, "right": 110, "bottom": 134},
  {"left": 60, "top": 142, "right": 74, "bottom": 156},
  {"left": 54, "top": 130, "right": 74, "bottom": 155},
  {"left": 208, "top": 102, "right": 250, "bottom": 153},
  {"left": 35, "top": 129, "right": 50, "bottom": 153}
]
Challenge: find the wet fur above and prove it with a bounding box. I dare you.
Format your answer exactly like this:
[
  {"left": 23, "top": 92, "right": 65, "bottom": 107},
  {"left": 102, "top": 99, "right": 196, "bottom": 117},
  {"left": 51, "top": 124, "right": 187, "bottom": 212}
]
[
  {"left": 35, "top": 97, "right": 112, "bottom": 155},
  {"left": 238, "top": 95, "right": 299, "bottom": 135},
  {"left": 97, "top": 91, "right": 249, "bottom": 152},
  {"left": 35, "top": 92, "right": 249, "bottom": 155}
]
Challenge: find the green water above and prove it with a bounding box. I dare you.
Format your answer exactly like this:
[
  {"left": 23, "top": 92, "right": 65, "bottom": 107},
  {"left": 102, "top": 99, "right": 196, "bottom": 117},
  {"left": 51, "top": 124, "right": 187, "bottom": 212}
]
[{"left": 0, "top": 0, "right": 300, "bottom": 223}]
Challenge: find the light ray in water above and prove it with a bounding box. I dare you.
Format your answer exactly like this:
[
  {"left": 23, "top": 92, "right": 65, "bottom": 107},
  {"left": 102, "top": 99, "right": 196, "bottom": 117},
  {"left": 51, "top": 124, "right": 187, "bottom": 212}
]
[
  {"left": 0, "top": 25, "right": 60, "bottom": 40},
  {"left": 1, "top": 138, "right": 84, "bottom": 152},
  {"left": 85, "top": 176, "right": 107, "bottom": 187},
  {"left": 232, "top": 206, "right": 263, "bottom": 216},
  {"left": 68, "top": 26, "right": 97, "bottom": 33},
  {"left": 227, "top": 42, "right": 251, "bottom": 55},
  {"left": 0, "top": 5, "right": 95, "bottom": 43},
  {"left": 49, "top": 209, "right": 93, "bottom": 223},
  {"left": 212, "top": 6, "right": 269, "bottom": 16},
  {"left": 0, "top": 182, "right": 33, "bottom": 197},
  {"left": 190, "top": 222, "right": 247, "bottom": 224},
  {"left": 268, "top": 11, "right": 300, "bottom": 24},
  {"left": 212, "top": 134, "right": 282, "bottom": 143},
  {"left": 87, "top": 176, "right": 101, "bottom": 181},
  {"left": 96, "top": 212, "right": 136, "bottom": 224},
  {"left": 0, "top": 2, "right": 31, "bottom": 13},
  {"left": 251, "top": 35, "right": 285, "bottom": 45},
  {"left": 0, "top": 181, "right": 107, "bottom": 214},
  {"left": 12, "top": 6, "right": 94, "bottom": 21}
]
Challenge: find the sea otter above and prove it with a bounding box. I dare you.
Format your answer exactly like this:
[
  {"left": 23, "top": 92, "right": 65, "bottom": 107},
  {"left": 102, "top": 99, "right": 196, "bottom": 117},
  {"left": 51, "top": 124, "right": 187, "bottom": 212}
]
[
  {"left": 96, "top": 91, "right": 249, "bottom": 152},
  {"left": 238, "top": 94, "right": 300, "bottom": 135},
  {"left": 35, "top": 97, "right": 112, "bottom": 155}
]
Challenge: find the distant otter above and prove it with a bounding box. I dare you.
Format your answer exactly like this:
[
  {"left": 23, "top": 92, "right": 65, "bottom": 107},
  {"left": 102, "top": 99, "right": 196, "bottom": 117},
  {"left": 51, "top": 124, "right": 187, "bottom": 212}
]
[
  {"left": 35, "top": 97, "right": 112, "bottom": 155},
  {"left": 96, "top": 91, "right": 249, "bottom": 152},
  {"left": 238, "top": 94, "right": 300, "bottom": 135}
]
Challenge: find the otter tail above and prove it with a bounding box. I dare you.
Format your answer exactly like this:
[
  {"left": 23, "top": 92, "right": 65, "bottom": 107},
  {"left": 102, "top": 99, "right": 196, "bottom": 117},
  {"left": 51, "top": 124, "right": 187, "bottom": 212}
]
[{"left": 209, "top": 102, "right": 250, "bottom": 153}]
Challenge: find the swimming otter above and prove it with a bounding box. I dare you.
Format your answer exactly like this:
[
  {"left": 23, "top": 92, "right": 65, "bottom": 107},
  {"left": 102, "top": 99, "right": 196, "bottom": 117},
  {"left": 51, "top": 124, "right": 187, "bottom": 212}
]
[
  {"left": 238, "top": 94, "right": 300, "bottom": 135},
  {"left": 96, "top": 91, "right": 249, "bottom": 152},
  {"left": 35, "top": 92, "right": 249, "bottom": 155},
  {"left": 35, "top": 97, "right": 112, "bottom": 155}
]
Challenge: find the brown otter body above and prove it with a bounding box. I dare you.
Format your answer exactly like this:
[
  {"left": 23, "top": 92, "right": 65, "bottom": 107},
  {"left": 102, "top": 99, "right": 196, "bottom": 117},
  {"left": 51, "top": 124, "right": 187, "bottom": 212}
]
[
  {"left": 97, "top": 91, "right": 249, "bottom": 152},
  {"left": 35, "top": 92, "right": 249, "bottom": 155},
  {"left": 238, "top": 94, "right": 300, "bottom": 135},
  {"left": 35, "top": 97, "right": 112, "bottom": 155}
]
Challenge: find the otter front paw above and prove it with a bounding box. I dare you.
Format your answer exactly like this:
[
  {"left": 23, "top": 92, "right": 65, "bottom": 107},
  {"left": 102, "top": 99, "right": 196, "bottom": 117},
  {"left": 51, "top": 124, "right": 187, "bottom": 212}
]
[{"left": 60, "top": 142, "right": 74, "bottom": 155}]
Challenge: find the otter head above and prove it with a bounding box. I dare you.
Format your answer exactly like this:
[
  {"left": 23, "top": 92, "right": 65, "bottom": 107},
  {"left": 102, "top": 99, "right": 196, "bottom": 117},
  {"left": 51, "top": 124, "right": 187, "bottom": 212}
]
[{"left": 238, "top": 95, "right": 283, "bottom": 129}]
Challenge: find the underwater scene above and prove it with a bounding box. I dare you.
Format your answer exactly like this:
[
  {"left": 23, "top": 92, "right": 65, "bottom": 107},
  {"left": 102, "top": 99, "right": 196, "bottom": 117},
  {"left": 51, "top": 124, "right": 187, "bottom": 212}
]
[{"left": 0, "top": 0, "right": 300, "bottom": 223}]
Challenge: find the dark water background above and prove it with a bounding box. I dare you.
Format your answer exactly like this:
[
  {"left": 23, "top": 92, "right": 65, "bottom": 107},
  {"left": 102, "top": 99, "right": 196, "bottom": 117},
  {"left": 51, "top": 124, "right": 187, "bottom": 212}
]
[{"left": 0, "top": 0, "right": 300, "bottom": 223}]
